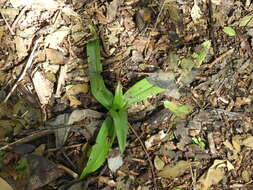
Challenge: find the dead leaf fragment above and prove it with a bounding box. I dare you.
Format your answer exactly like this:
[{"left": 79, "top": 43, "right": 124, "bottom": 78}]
[
  {"left": 45, "top": 48, "right": 68, "bottom": 65},
  {"left": 154, "top": 155, "right": 165, "bottom": 171},
  {"left": 145, "top": 130, "right": 166, "bottom": 150},
  {"left": 10, "top": 0, "right": 60, "bottom": 9},
  {"left": 196, "top": 160, "right": 234, "bottom": 190},
  {"left": 0, "top": 177, "right": 13, "bottom": 190},
  {"left": 107, "top": 0, "right": 121, "bottom": 22},
  {"left": 32, "top": 71, "right": 53, "bottom": 105},
  {"left": 158, "top": 160, "right": 191, "bottom": 178},
  {"left": 44, "top": 26, "right": 70, "bottom": 49}
]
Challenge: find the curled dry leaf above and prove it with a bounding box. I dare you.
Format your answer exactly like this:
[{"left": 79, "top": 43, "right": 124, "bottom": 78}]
[{"left": 158, "top": 160, "right": 191, "bottom": 178}]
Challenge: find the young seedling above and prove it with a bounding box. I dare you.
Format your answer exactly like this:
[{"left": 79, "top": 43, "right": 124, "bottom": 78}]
[{"left": 80, "top": 26, "right": 166, "bottom": 179}]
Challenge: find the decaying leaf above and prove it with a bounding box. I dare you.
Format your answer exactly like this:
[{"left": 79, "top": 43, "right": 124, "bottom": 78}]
[
  {"left": 145, "top": 130, "right": 166, "bottom": 150},
  {"left": 158, "top": 160, "right": 191, "bottom": 178},
  {"left": 154, "top": 155, "right": 165, "bottom": 171},
  {"left": 239, "top": 15, "right": 253, "bottom": 27},
  {"left": 196, "top": 160, "right": 234, "bottom": 190},
  {"left": 106, "top": 0, "right": 121, "bottom": 22},
  {"left": 45, "top": 48, "right": 68, "bottom": 65},
  {"left": 164, "top": 101, "right": 192, "bottom": 118},
  {"left": 32, "top": 71, "right": 53, "bottom": 105},
  {"left": 44, "top": 26, "right": 70, "bottom": 49},
  {"left": 191, "top": 3, "right": 202, "bottom": 22}
]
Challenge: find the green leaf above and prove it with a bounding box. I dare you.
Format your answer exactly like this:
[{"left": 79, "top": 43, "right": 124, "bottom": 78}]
[
  {"left": 192, "top": 137, "right": 205, "bottom": 148},
  {"left": 80, "top": 116, "right": 115, "bottom": 179},
  {"left": 87, "top": 26, "right": 113, "bottom": 109},
  {"left": 112, "top": 83, "right": 125, "bottom": 109},
  {"left": 124, "top": 78, "right": 165, "bottom": 108},
  {"left": 164, "top": 101, "right": 192, "bottom": 118},
  {"left": 223, "top": 27, "right": 236, "bottom": 36},
  {"left": 110, "top": 109, "right": 128, "bottom": 153}
]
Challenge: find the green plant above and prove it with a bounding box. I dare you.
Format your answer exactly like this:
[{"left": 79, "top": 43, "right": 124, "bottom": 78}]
[
  {"left": 80, "top": 26, "right": 166, "bottom": 179},
  {"left": 192, "top": 137, "right": 205, "bottom": 148}
]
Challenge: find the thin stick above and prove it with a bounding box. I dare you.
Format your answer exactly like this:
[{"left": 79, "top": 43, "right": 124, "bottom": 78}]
[
  {"left": 0, "top": 129, "right": 53, "bottom": 151},
  {"left": 3, "top": 37, "right": 41, "bottom": 103},
  {"left": 11, "top": 6, "right": 28, "bottom": 31},
  {"left": 0, "top": 11, "right": 15, "bottom": 35},
  {"left": 129, "top": 124, "right": 157, "bottom": 190},
  {"left": 204, "top": 48, "right": 234, "bottom": 68},
  {"left": 144, "top": 0, "right": 166, "bottom": 55}
]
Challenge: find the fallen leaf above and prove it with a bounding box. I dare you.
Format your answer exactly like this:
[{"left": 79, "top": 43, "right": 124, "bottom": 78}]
[
  {"left": 10, "top": 0, "right": 60, "bottom": 9},
  {"left": 45, "top": 48, "right": 68, "bottom": 65},
  {"left": 191, "top": 3, "right": 202, "bottom": 22},
  {"left": 241, "top": 136, "right": 253, "bottom": 148},
  {"left": 223, "top": 27, "right": 236, "bottom": 36},
  {"left": 106, "top": 0, "right": 121, "bottom": 22},
  {"left": 158, "top": 160, "right": 191, "bottom": 178},
  {"left": 154, "top": 155, "right": 165, "bottom": 171},
  {"left": 32, "top": 71, "right": 53, "bottom": 105},
  {"left": 145, "top": 130, "right": 166, "bottom": 150},
  {"left": 164, "top": 101, "right": 192, "bottom": 118},
  {"left": 0, "top": 177, "right": 13, "bottom": 190},
  {"left": 196, "top": 160, "right": 234, "bottom": 190},
  {"left": 239, "top": 15, "right": 253, "bottom": 27},
  {"left": 44, "top": 26, "right": 70, "bottom": 49}
]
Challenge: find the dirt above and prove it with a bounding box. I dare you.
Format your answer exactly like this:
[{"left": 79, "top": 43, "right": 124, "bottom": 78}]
[{"left": 0, "top": 0, "right": 253, "bottom": 190}]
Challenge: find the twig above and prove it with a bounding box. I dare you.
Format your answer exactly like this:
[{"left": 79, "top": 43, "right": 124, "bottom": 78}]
[
  {"left": 57, "top": 164, "right": 79, "bottom": 178},
  {"left": 144, "top": 0, "right": 166, "bottom": 56},
  {"left": 11, "top": 6, "right": 28, "bottom": 31},
  {"left": 0, "top": 11, "right": 15, "bottom": 35},
  {"left": 0, "top": 129, "right": 53, "bottom": 151},
  {"left": 207, "top": 0, "right": 217, "bottom": 56},
  {"left": 129, "top": 124, "right": 157, "bottom": 190},
  {"left": 3, "top": 36, "right": 41, "bottom": 103},
  {"left": 204, "top": 48, "right": 234, "bottom": 68}
]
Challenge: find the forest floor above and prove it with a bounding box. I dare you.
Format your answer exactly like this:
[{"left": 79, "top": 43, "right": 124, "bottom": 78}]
[{"left": 0, "top": 0, "right": 253, "bottom": 190}]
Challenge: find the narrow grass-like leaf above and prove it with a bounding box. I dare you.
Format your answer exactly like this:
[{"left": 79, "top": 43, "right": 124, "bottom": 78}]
[
  {"left": 80, "top": 116, "right": 115, "bottom": 179},
  {"left": 112, "top": 83, "right": 125, "bottom": 109},
  {"left": 110, "top": 109, "right": 128, "bottom": 153},
  {"left": 87, "top": 26, "right": 113, "bottom": 109},
  {"left": 124, "top": 78, "right": 165, "bottom": 108}
]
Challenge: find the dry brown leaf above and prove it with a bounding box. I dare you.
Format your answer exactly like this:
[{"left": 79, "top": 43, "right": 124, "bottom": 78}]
[
  {"left": 10, "top": 0, "right": 60, "bottom": 9},
  {"left": 106, "top": 0, "right": 121, "bottom": 22},
  {"left": 45, "top": 48, "right": 67, "bottom": 65},
  {"left": 44, "top": 26, "right": 70, "bottom": 49},
  {"left": 157, "top": 160, "right": 191, "bottom": 178},
  {"left": 196, "top": 160, "right": 234, "bottom": 190},
  {"left": 145, "top": 130, "right": 166, "bottom": 150},
  {"left": 241, "top": 136, "right": 253, "bottom": 148}
]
